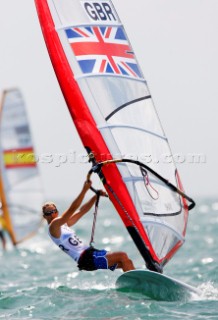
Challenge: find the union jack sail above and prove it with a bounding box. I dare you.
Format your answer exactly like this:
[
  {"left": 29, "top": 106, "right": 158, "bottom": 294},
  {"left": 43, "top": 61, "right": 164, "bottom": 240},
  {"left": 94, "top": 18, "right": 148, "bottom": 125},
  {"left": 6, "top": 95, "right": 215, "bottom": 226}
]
[{"left": 66, "top": 26, "right": 143, "bottom": 78}]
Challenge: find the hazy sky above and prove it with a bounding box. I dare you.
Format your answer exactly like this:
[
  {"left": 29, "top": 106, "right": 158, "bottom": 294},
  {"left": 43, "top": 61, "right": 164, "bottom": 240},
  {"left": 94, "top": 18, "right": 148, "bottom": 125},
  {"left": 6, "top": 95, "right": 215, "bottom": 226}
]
[{"left": 0, "top": 1, "right": 218, "bottom": 200}]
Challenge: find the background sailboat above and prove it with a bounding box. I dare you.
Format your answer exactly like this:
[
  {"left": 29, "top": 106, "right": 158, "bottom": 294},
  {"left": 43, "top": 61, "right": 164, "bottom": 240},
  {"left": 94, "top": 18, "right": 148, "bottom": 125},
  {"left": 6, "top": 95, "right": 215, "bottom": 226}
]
[{"left": 0, "top": 88, "right": 44, "bottom": 245}]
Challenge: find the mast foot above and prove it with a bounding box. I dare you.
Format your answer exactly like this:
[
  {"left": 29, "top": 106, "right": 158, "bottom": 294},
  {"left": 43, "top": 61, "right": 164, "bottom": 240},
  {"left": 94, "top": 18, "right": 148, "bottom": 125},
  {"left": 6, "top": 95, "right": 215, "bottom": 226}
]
[{"left": 146, "top": 261, "right": 163, "bottom": 274}]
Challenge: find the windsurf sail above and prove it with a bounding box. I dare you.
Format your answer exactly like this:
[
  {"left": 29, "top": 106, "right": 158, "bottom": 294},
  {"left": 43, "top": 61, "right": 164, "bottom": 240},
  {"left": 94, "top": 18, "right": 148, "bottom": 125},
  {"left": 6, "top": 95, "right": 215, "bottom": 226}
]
[
  {"left": 0, "top": 88, "right": 44, "bottom": 245},
  {"left": 34, "top": 0, "right": 195, "bottom": 271}
]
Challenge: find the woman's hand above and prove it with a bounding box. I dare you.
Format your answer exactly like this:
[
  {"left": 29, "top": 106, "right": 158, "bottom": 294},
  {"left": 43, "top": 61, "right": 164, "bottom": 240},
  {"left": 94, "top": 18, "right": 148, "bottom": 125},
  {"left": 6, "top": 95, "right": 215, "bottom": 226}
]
[
  {"left": 98, "top": 190, "right": 108, "bottom": 197},
  {"left": 83, "top": 180, "right": 92, "bottom": 192}
]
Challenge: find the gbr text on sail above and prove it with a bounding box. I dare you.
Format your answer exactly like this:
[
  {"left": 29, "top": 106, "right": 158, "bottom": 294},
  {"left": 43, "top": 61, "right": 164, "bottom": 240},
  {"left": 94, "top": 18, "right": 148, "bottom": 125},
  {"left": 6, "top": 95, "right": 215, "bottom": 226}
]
[{"left": 82, "top": 1, "right": 118, "bottom": 22}]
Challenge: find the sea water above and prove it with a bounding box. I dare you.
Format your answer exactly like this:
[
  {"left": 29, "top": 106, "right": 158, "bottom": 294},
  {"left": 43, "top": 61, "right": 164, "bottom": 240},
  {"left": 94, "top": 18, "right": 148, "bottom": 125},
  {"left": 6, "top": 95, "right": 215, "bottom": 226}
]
[{"left": 0, "top": 197, "right": 218, "bottom": 320}]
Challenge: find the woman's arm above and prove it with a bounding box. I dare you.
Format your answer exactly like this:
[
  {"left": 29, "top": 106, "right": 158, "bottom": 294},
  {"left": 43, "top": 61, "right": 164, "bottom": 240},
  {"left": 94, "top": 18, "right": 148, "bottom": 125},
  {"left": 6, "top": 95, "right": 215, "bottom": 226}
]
[
  {"left": 67, "top": 194, "right": 97, "bottom": 227},
  {"left": 50, "top": 181, "right": 91, "bottom": 233}
]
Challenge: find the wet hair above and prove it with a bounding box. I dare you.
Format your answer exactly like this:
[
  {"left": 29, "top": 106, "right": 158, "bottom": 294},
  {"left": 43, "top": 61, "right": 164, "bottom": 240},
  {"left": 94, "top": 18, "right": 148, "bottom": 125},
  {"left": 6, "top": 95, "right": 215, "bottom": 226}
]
[{"left": 42, "top": 202, "right": 57, "bottom": 214}]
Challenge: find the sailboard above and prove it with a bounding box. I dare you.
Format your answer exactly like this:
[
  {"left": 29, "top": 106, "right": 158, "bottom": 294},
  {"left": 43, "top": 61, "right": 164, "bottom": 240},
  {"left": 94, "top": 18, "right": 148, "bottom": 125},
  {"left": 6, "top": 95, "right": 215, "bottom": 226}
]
[
  {"left": 0, "top": 88, "right": 44, "bottom": 245},
  {"left": 34, "top": 0, "right": 195, "bottom": 272},
  {"left": 116, "top": 270, "right": 200, "bottom": 301}
]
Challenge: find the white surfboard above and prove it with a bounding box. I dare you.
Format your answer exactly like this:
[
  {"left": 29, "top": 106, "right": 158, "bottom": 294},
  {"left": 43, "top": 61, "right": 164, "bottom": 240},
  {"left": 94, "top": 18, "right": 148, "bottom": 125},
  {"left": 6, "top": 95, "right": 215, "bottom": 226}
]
[{"left": 116, "top": 270, "right": 201, "bottom": 301}]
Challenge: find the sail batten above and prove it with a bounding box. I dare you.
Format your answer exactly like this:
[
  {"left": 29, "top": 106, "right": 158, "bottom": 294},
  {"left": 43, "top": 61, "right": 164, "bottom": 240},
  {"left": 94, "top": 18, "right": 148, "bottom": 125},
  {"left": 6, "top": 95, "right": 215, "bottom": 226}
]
[{"left": 35, "top": 0, "right": 194, "bottom": 271}]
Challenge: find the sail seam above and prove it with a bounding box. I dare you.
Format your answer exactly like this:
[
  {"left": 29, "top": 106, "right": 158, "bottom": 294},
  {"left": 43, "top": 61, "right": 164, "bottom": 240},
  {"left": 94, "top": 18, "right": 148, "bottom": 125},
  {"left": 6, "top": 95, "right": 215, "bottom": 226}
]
[
  {"left": 75, "top": 73, "right": 146, "bottom": 82},
  {"left": 98, "top": 123, "right": 167, "bottom": 140},
  {"left": 56, "top": 22, "right": 123, "bottom": 31}
]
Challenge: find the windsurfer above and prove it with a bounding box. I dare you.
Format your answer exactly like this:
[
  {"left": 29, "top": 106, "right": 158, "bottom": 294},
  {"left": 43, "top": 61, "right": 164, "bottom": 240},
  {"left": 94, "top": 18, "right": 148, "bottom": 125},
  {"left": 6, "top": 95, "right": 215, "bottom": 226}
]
[
  {"left": 0, "top": 205, "right": 6, "bottom": 250},
  {"left": 0, "top": 227, "right": 6, "bottom": 250},
  {"left": 42, "top": 180, "right": 135, "bottom": 272}
]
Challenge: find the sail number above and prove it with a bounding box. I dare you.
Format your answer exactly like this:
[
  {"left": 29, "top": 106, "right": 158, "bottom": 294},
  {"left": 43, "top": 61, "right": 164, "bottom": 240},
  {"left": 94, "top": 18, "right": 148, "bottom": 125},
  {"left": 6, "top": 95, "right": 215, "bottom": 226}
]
[
  {"left": 82, "top": 1, "right": 117, "bottom": 22},
  {"left": 59, "top": 236, "right": 82, "bottom": 252}
]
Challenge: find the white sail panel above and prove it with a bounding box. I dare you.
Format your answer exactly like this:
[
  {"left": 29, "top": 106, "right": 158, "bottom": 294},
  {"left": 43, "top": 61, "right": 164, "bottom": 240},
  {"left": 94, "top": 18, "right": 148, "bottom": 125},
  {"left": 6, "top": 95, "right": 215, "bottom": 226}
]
[
  {"left": 47, "top": 3, "right": 185, "bottom": 259},
  {"left": 52, "top": 0, "right": 120, "bottom": 26}
]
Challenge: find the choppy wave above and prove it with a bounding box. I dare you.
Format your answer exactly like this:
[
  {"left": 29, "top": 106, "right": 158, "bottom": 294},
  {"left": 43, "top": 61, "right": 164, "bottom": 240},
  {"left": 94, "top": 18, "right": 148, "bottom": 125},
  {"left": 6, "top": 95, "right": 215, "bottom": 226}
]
[{"left": 0, "top": 197, "right": 218, "bottom": 319}]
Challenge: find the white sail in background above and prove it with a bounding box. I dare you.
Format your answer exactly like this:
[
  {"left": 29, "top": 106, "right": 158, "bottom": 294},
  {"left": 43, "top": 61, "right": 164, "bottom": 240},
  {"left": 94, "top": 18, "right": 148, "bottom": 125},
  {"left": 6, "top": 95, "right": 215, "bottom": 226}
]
[{"left": 0, "top": 88, "right": 44, "bottom": 244}]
